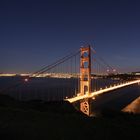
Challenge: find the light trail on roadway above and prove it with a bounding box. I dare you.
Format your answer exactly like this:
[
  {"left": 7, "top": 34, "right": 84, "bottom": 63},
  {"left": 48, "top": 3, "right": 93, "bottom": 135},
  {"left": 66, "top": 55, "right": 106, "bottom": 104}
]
[{"left": 66, "top": 80, "right": 140, "bottom": 103}]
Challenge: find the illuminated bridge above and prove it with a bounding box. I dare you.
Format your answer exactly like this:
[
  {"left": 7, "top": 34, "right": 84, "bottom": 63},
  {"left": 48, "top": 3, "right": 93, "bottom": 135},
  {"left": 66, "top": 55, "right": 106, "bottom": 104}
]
[
  {"left": 67, "top": 80, "right": 140, "bottom": 103},
  {"left": 1, "top": 45, "right": 140, "bottom": 116}
]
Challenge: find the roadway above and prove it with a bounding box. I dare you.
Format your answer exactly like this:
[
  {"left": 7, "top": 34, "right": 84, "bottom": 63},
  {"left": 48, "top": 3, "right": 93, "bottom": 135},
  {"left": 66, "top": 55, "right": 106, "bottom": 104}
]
[{"left": 66, "top": 80, "right": 140, "bottom": 103}]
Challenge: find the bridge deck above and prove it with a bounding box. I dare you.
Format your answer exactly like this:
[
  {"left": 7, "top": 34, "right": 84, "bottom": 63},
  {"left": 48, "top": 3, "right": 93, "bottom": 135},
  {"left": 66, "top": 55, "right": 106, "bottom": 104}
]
[{"left": 66, "top": 80, "right": 140, "bottom": 103}]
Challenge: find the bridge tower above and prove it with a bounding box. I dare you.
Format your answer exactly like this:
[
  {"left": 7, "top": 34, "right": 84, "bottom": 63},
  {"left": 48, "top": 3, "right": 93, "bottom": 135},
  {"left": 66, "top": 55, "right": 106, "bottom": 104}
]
[{"left": 80, "top": 45, "right": 92, "bottom": 116}]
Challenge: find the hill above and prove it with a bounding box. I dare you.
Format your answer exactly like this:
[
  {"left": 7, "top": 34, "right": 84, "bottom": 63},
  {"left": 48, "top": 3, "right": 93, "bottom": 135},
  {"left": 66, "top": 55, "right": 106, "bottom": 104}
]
[{"left": 0, "top": 94, "right": 140, "bottom": 140}]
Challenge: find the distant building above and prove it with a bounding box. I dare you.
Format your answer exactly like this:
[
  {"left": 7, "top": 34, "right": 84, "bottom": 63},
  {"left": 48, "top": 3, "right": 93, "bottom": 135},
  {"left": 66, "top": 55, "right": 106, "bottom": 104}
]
[{"left": 132, "top": 72, "right": 140, "bottom": 75}]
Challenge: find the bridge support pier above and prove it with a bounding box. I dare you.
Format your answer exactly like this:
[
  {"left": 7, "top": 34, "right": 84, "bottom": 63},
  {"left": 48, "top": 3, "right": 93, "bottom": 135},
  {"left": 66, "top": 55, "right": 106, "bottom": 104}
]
[{"left": 80, "top": 98, "right": 92, "bottom": 116}]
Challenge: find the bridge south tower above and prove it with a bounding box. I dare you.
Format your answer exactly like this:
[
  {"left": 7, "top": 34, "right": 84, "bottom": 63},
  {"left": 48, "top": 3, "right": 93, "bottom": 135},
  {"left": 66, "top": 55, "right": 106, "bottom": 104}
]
[{"left": 80, "top": 45, "right": 92, "bottom": 116}]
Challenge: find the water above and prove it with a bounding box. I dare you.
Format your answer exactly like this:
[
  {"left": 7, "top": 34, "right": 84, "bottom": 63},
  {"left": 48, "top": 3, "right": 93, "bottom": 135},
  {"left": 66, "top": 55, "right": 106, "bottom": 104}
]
[
  {"left": 0, "top": 77, "right": 120, "bottom": 101},
  {"left": 0, "top": 77, "right": 78, "bottom": 101},
  {"left": 0, "top": 77, "right": 140, "bottom": 112},
  {"left": 90, "top": 84, "right": 140, "bottom": 113}
]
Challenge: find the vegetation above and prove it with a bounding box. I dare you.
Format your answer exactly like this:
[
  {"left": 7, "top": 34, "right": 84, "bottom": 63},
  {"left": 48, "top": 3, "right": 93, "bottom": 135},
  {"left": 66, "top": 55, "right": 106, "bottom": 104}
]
[{"left": 0, "top": 94, "right": 140, "bottom": 140}]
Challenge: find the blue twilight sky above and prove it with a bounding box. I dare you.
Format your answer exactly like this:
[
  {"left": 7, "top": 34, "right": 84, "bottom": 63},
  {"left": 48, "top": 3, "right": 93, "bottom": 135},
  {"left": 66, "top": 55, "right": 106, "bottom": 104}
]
[{"left": 0, "top": 0, "right": 140, "bottom": 73}]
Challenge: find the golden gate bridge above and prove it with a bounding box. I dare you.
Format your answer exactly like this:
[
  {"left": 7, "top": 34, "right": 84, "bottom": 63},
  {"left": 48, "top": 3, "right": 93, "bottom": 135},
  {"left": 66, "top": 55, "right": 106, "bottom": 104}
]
[{"left": 1, "top": 45, "right": 140, "bottom": 116}]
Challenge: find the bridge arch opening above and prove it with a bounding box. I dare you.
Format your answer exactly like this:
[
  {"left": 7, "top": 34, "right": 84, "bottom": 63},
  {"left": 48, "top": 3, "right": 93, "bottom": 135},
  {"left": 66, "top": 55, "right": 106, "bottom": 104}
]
[
  {"left": 82, "top": 51, "right": 89, "bottom": 58},
  {"left": 84, "top": 85, "right": 88, "bottom": 94},
  {"left": 83, "top": 74, "right": 88, "bottom": 81},
  {"left": 83, "top": 61, "right": 88, "bottom": 68}
]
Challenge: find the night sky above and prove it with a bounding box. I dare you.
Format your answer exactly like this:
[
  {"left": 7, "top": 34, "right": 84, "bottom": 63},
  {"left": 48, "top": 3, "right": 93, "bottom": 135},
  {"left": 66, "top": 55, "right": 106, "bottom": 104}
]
[{"left": 0, "top": 0, "right": 140, "bottom": 73}]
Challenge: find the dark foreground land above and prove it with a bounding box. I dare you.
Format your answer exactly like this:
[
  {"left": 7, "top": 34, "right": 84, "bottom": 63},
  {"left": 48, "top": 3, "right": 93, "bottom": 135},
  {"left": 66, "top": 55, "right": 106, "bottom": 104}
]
[{"left": 0, "top": 94, "right": 140, "bottom": 140}]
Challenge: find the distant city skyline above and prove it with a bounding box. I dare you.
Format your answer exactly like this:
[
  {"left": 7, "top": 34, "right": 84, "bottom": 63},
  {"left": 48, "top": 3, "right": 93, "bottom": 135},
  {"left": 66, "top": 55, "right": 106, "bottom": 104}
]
[{"left": 0, "top": 0, "right": 140, "bottom": 73}]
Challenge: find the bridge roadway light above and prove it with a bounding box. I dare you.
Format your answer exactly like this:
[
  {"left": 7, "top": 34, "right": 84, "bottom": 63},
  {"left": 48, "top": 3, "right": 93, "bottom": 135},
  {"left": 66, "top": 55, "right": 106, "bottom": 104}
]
[
  {"left": 85, "top": 91, "right": 89, "bottom": 95},
  {"left": 67, "top": 80, "right": 140, "bottom": 103},
  {"left": 77, "top": 93, "right": 80, "bottom": 96},
  {"left": 24, "top": 78, "right": 29, "bottom": 82}
]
